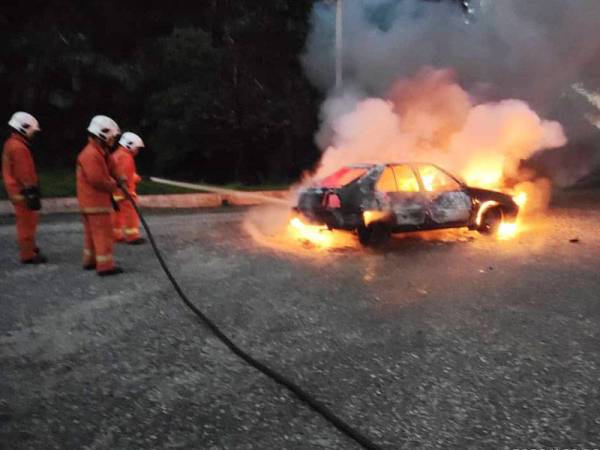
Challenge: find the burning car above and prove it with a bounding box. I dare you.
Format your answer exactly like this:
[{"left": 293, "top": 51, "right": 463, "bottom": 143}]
[{"left": 294, "top": 163, "right": 519, "bottom": 245}]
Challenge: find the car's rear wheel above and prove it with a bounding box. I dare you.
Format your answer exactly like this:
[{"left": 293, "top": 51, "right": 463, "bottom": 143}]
[
  {"left": 357, "top": 223, "right": 389, "bottom": 246},
  {"left": 477, "top": 207, "right": 503, "bottom": 235}
]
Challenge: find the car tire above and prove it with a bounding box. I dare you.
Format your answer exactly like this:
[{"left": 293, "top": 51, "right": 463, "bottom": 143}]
[
  {"left": 357, "top": 225, "right": 372, "bottom": 245},
  {"left": 477, "top": 207, "right": 503, "bottom": 235},
  {"left": 357, "top": 223, "right": 389, "bottom": 246}
]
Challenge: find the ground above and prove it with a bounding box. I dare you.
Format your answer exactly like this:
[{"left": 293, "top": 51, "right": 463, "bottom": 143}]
[{"left": 1, "top": 191, "right": 600, "bottom": 450}]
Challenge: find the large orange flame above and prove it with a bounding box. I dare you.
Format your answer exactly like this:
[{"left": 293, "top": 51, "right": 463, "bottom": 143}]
[{"left": 288, "top": 217, "right": 334, "bottom": 247}]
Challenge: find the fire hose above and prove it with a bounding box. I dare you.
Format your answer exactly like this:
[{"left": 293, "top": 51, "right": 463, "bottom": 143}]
[{"left": 117, "top": 181, "right": 381, "bottom": 450}]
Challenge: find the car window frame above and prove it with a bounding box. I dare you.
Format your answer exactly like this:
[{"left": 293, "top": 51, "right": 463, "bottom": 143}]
[
  {"left": 375, "top": 165, "right": 399, "bottom": 193},
  {"left": 414, "top": 164, "right": 465, "bottom": 193},
  {"left": 391, "top": 164, "right": 421, "bottom": 193},
  {"left": 319, "top": 166, "right": 370, "bottom": 189}
]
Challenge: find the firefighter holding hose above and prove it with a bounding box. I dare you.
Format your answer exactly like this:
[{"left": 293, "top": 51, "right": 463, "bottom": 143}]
[
  {"left": 76, "top": 115, "right": 124, "bottom": 276},
  {"left": 110, "top": 132, "right": 145, "bottom": 245},
  {"left": 2, "top": 112, "right": 47, "bottom": 264}
]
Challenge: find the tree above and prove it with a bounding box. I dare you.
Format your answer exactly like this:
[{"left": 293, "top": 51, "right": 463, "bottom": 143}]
[{"left": 1, "top": 1, "right": 321, "bottom": 184}]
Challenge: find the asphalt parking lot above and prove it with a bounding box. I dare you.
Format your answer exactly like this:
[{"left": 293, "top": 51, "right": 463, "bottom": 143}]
[{"left": 1, "top": 191, "right": 600, "bottom": 450}]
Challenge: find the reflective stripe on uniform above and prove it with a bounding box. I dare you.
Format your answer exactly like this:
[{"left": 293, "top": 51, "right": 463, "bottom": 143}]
[
  {"left": 96, "top": 254, "right": 113, "bottom": 263},
  {"left": 124, "top": 228, "right": 139, "bottom": 235},
  {"left": 113, "top": 195, "right": 125, "bottom": 201},
  {"left": 81, "top": 207, "right": 112, "bottom": 214},
  {"left": 10, "top": 194, "right": 25, "bottom": 203}
]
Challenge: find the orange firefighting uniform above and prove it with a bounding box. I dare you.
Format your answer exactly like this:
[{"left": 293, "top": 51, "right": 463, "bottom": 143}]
[
  {"left": 76, "top": 139, "right": 118, "bottom": 272},
  {"left": 109, "top": 146, "right": 141, "bottom": 242},
  {"left": 2, "top": 133, "right": 39, "bottom": 261}
]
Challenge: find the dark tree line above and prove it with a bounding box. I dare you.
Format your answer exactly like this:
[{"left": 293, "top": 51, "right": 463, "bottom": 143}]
[
  {"left": 1, "top": 0, "right": 321, "bottom": 184},
  {"left": 7, "top": 0, "right": 585, "bottom": 186}
]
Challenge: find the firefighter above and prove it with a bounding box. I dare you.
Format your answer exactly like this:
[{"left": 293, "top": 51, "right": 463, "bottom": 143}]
[
  {"left": 110, "top": 132, "right": 145, "bottom": 245},
  {"left": 76, "top": 115, "right": 123, "bottom": 276},
  {"left": 2, "top": 112, "right": 47, "bottom": 264}
]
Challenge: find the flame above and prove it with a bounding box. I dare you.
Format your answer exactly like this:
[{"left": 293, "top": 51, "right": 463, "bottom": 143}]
[
  {"left": 495, "top": 190, "right": 527, "bottom": 240},
  {"left": 497, "top": 221, "right": 518, "bottom": 240},
  {"left": 463, "top": 170, "right": 503, "bottom": 190},
  {"left": 475, "top": 195, "right": 524, "bottom": 240},
  {"left": 363, "top": 210, "right": 387, "bottom": 226},
  {"left": 288, "top": 217, "right": 334, "bottom": 247},
  {"left": 421, "top": 174, "right": 435, "bottom": 192},
  {"left": 285, "top": 216, "right": 359, "bottom": 250},
  {"left": 513, "top": 191, "right": 528, "bottom": 208},
  {"left": 461, "top": 156, "right": 505, "bottom": 190},
  {"left": 460, "top": 158, "right": 532, "bottom": 240}
]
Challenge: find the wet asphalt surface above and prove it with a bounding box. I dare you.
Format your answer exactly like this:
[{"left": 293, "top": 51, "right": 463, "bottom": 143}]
[{"left": 1, "top": 191, "right": 600, "bottom": 450}]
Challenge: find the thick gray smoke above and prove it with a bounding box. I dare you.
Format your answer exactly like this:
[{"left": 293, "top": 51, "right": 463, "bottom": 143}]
[
  {"left": 301, "top": 0, "right": 600, "bottom": 186},
  {"left": 303, "top": 0, "right": 600, "bottom": 104}
]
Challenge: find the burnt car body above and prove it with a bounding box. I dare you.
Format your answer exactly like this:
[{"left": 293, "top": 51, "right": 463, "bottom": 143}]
[{"left": 294, "top": 163, "right": 519, "bottom": 245}]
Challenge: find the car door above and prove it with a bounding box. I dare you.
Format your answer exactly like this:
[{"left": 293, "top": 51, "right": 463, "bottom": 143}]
[
  {"left": 374, "top": 165, "right": 427, "bottom": 226},
  {"left": 415, "top": 164, "right": 471, "bottom": 225}
]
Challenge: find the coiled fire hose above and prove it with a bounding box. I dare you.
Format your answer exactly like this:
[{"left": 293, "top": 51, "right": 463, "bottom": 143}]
[{"left": 117, "top": 181, "right": 381, "bottom": 450}]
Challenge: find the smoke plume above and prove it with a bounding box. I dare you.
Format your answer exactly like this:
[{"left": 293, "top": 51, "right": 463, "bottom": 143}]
[
  {"left": 315, "top": 68, "right": 566, "bottom": 194},
  {"left": 303, "top": 0, "right": 600, "bottom": 104},
  {"left": 302, "top": 0, "right": 600, "bottom": 187}
]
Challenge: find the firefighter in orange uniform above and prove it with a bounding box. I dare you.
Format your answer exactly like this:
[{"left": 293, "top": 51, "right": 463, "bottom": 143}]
[
  {"left": 110, "top": 132, "right": 145, "bottom": 244},
  {"left": 76, "top": 115, "right": 123, "bottom": 276},
  {"left": 2, "top": 112, "right": 47, "bottom": 264}
]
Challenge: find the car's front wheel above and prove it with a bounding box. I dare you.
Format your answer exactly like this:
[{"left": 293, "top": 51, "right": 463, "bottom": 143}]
[{"left": 477, "top": 206, "right": 503, "bottom": 235}]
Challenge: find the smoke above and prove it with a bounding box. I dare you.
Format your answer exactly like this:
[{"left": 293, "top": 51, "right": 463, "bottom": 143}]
[
  {"left": 303, "top": 0, "right": 600, "bottom": 104},
  {"left": 301, "top": 0, "right": 600, "bottom": 187},
  {"left": 314, "top": 68, "right": 566, "bottom": 195}
]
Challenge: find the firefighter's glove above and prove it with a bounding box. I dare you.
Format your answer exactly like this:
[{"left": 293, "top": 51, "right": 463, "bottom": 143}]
[{"left": 21, "top": 186, "right": 41, "bottom": 211}]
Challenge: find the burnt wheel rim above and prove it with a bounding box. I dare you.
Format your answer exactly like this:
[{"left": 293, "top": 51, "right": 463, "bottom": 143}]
[{"left": 482, "top": 208, "right": 502, "bottom": 232}]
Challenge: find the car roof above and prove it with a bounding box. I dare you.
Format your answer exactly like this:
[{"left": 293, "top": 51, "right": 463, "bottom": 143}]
[
  {"left": 344, "top": 162, "right": 464, "bottom": 184},
  {"left": 345, "top": 162, "right": 439, "bottom": 169}
]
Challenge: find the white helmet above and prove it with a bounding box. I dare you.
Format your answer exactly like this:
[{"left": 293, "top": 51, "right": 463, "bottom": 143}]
[
  {"left": 87, "top": 115, "right": 121, "bottom": 144},
  {"left": 8, "top": 112, "right": 41, "bottom": 139},
  {"left": 118, "top": 132, "right": 145, "bottom": 152}
]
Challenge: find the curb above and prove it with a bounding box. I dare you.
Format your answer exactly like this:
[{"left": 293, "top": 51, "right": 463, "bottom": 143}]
[{"left": 0, "top": 191, "right": 289, "bottom": 216}]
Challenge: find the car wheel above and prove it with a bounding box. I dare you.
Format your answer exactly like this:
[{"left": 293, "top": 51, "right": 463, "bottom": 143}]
[
  {"left": 357, "top": 225, "right": 372, "bottom": 245},
  {"left": 357, "top": 223, "right": 389, "bottom": 246},
  {"left": 477, "top": 207, "right": 503, "bottom": 235}
]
